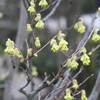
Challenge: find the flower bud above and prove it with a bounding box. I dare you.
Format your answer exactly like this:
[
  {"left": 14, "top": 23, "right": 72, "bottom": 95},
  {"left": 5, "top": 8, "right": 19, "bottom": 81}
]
[
  {"left": 33, "top": 53, "right": 38, "bottom": 57},
  {"left": 28, "top": 48, "right": 33, "bottom": 56},
  {"left": 57, "top": 31, "right": 65, "bottom": 41},
  {"left": 50, "top": 39, "right": 57, "bottom": 45},
  {"left": 35, "top": 13, "right": 41, "bottom": 21},
  {"left": 35, "top": 37, "right": 41, "bottom": 48},
  {"left": 27, "top": 24, "right": 32, "bottom": 33}
]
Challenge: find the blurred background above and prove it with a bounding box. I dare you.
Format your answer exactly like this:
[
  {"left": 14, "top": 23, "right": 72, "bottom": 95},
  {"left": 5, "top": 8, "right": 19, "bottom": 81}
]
[{"left": 0, "top": 0, "right": 100, "bottom": 100}]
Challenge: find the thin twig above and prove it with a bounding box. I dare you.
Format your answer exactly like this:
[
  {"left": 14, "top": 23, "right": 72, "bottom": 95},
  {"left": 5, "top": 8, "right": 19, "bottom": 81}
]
[{"left": 42, "top": 0, "right": 62, "bottom": 22}]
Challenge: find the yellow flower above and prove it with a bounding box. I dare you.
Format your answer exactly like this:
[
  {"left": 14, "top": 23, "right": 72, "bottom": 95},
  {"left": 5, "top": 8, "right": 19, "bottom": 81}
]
[
  {"left": 72, "top": 79, "right": 79, "bottom": 90},
  {"left": 33, "top": 53, "right": 38, "bottom": 57},
  {"left": 74, "top": 23, "right": 79, "bottom": 30},
  {"left": 66, "top": 59, "right": 72, "bottom": 68},
  {"left": 57, "top": 31, "right": 65, "bottom": 41},
  {"left": 35, "top": 20, "right": 44, "bottom": 29},
  {"left": 59, "top": 39, "right": 68, "bottom": 48},
  {"left": 35, "top": 37, "right": 41, "bottom": 48},
  {"left": 19, "top": 55, "right": 24, "bottom": 63},
  {"left": 39, "top": 0, "right": 48, "bottom": 8},
  {"left": 94, "top": 28, "right": 99, "bottom": 34},
  {"left": 66, "top": 59, "right": 79, "bottom": 69},
  {"left": 60, "top": 45, "right": 68, "bottom": 52},
  {"left": 51, "top": 44, "right": 59, "bottom": 52},
  {"left": 92, "top": 33, "right": 100, "bottom": 42},
  {"left": 13, "top": 48, "right": 20, "bottom": 57},
  {"left": 64, "top": 89, "right": 73, "bottom": 100},
  {"left": 77, "top": 25, "right": 86, "bottom": 34},
  {"left": 27, "top": 48, "right": 33, "bottom": 56},
  {"left": 81, "top": 90, "right": 88, "bottom": 100},
  {"left": 71, "top": 60, "right": 79, "bottom": 69},
  {"left": 4, "top": 47, "right": 15, "bottom": 55},
  {"left": 6, "top": 38, "right": 14, "bottom": 48},
  {"left": 35, "top": 13, "right": 41, "bottom": 21},
  {"left": 26, "top": 24, "right": 32, "bottom": 33},
  {"left": 30, "top": 0, "right": 35, "bottom": 7},
  {"left": 80, "top": 47, "right": 87, "bottom": 53},
  {"left": 80, "top": 53, "right": 90, "bottom": 65},
  {"left": 27, "top": 6, "right": 36, "bottom": 14},
  {"left": 72, "top": 54, "right": 77, "bottom": 60},
  {"left": 74, "top": 18, "right": 86, "bottom": 34},
  {"left": 32, "top": 67, "right": 38, "bottom": 76},
  {"left": 50, "top": 39, "right": 57, "bottom": 45}
]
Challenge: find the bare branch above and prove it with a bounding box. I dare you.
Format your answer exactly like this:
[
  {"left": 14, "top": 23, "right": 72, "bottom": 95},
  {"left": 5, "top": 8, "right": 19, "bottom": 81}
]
[{"left": 42, "top": 0, "right": 62, "bottom": 22}]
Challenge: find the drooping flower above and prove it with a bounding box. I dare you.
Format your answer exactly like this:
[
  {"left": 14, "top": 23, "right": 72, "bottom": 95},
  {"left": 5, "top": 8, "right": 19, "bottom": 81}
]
[
  {"left": 30, "top": 0, "right": 35, "bottom": 7},
  {"left": 64, "top": 88, "right": 73, "bottom": 100},
  {"left": 81, "top": 90, "right": 88, "bottom": 100},
  {"left": 66, "top": 59, "right": 79, "bottom": 69},
  {"left": 13, "top": 48, "right": 20, "bottom": 58},
  {"left": 35, "top": 13, "right": 41, "bottom": 21},
  {"left": 57, "top": 31, "right": 65, "bottom": 41},
  {"left": 50, "top": 39, "right": 57, "bottom": 45},
  {"left": 31, "top": 67, "right": 38, "bottom": 76},
  {"left": 35, "top": 37, "right": 41, "bottom": 48},
  {"left": 72, "top": 79, "right": 79, "bottom": 90},
  {"left": 51, "top": 44, "right": 59, "bottom": 52},
  {"left": 39, "top": 0, "right": 48, "bottom": 8},
  {"left": 80, "top": 47, "right": 87, "bottom": 53},
  {"left": 74, "top": 18, "right": 86, "bottom": 34},
  {"left": 6, "top": 38, "right": 14, "bottom": 48},
  {"left": 80, "top": 53, "right": 90, "bottom": 65},
  {"left": 27, "top": 6, "right": 36, "bottom": 14},
  {"left": 27, "top": 48, "right": 33, "bottom": 56},
  {"left": 26, "top": 24, "right": 32, "bottom": 33},
  {"left": 92, "top": 33, "right": 100, "bottom": 42},
  {"left": 35, "top": 20, "right": 44, "bottom": 29}
]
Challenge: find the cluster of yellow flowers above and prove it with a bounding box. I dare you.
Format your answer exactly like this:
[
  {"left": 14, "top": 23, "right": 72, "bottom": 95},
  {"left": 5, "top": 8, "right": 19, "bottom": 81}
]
[
  {"left": 74, "top": 18, "right": 86, "bottom": 34},
  {"left": 66, "top": 55, "right": 79, "bottom": 69},
  {"left": 4, "top": 39, "right": 24, "bottom": 62},
  {"left": 4, "top": 39, "right": 20, "bottom": 57},
  {"left": 27, "top": 0, "right": 48, "bottom": 30},
  {"left": 64, "top": 88, "right": 87, "bottom": 100},
  {"left": 50, "top": 31, "right": 68, "bottom": 52},
  {"left": 66, "top": 47, "right": 90, "bottom": 69},
  {"left": 92, "top": 28, "right": 100, "bottom": 42}
]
